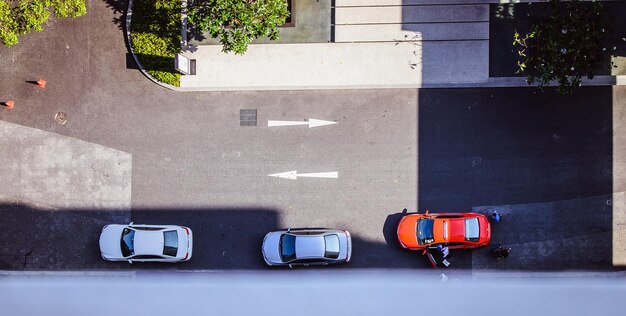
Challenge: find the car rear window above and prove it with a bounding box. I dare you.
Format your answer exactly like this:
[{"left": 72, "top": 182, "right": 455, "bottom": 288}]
[
  {"left": 465, "top": 218, "right": 480, "bottom": 242},
  {"left": 163, "top": 230, "right": 178, "bottom": 256},
  {"left": 324, "top": 234, "right": 340, "bottom": 259}
]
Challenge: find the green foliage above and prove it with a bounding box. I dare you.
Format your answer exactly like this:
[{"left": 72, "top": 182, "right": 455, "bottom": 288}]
[
  {"left": 15, "top": 0, "right": 50, "bottom": 34},
  {"left": 0, "top": 1, "right": 19, "bottom": 46},
  {"left": 130, "top": 0, "right": 182, "bottom": 87},
  {"left": 513, "top": 0, "right": 613, "bottom": 94},
  {"left": 0, "top": 0, "right": 86, "bottom": 47},
  {"left": 188, "top": 0, "right": 290, "bottom": 55},
  {"left": 50, "top": 0, "right": 86, "bottom": 18}
]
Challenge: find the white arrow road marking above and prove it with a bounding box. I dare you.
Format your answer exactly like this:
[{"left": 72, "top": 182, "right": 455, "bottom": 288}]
[
  {"left": 298, "top": 171, "right": 339, "bottom": 179},
  {"left": 268, "top": 170, "right": 297, "bottom": 180},
  {"left": 268, "top": 170, "right": 338, "bottom": 180},
  {"left": 267, "top": 118, "right": 337, "bottom": 128}
]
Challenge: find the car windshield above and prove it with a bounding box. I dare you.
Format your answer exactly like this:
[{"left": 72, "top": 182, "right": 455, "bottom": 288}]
[
  {"left": 279, "top": 234, "right": 297, "bottom": 262},
  {"left": 465, "top": 218, "right": 480, "bottom": 242},
  {"left": 121, "top": 228, "right": 135, "bottom": 257},
  {"left": 163, "top": 230, "right": 178, "bottom": 256},
  {"left": 417, "top": 218, "right": 435, "bottom": 245},
  {"left": 324, "top": 234, "right": 340, "bottom": 259}
]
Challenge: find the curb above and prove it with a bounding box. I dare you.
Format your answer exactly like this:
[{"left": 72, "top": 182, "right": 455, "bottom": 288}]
[
  {"left": 169, "top": 75, "right": 626, "bottom": 92},
  {"left": 420, "top": 75, "right": 626, "bottom": 89},
  {"left": 471, "top": 270, "right": 626, "bottom": 279},
  {"left": 125, "top": 0, "right": 182, "bottom": 92},
  {"left": 0, "top": 270, "right": 136, "bottom": 279},
  {"left": 2, "top": 269, "right": 624, "bottom": 278}
]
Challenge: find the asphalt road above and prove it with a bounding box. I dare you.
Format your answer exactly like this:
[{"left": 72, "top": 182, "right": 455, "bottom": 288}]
[
  {"left": 0, "top": 1, "right": 620, "bottom": 271},
  {"left": 418, "top": 87, "right": 614, "bottom": 270}
]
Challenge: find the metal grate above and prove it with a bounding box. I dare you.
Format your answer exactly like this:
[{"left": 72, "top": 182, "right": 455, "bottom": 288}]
[{"left": 240, "top": 109, "right": 257, "bottom": 126}]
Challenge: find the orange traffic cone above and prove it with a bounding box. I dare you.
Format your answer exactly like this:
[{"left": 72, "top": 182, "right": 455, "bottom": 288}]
[
  {"left": 36, "top": 79, "right": 46, "bottom": 88},
  {"left": 5, "top": 100, "right": 14, "bottom": 109}
]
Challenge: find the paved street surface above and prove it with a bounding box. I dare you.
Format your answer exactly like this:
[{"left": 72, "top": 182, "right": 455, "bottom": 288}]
[
  {"left": 419, "top": 87, "right": 614, "bottom": 270},
  {"left": 0, "top": 1, "right": 623, "bottom": 272}
]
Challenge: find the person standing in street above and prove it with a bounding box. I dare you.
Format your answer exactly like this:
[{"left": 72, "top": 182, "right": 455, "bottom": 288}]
[
  {"left": 437, "top": 244, "right": 450, "bottom": 258},
  {"left": 490, "top": 243, "right": 511, "bottom": 260},
  {"left": 491, "top": 210, "right": 502, "bottom": 223}
]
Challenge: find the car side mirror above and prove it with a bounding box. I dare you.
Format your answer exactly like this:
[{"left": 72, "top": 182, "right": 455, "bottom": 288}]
[
  {"left": 128, "top": 259, "right": 133, "bottom": 264},
  {"left": 287, "top": 228, "right": 291, "bottom": 232},
  {"left": 129, "top": 222, "right": 134, "bottom": 225},
  {"left": 288, "top": 264, "right": 293, "bottom": 268},
  {"left": 422, "top": 249, "right": 427, "bottom": 255},
  {"left": 425, "top": 210, "right": 429, "bottom": 215}
]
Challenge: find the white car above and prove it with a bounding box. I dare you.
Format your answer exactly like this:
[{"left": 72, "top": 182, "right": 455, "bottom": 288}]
[
  {"left": 262, "top": 228, "right": 352, "bottom": 267},
  {"left": 99, "top": 223, "right": 193, "bottom": 263}
]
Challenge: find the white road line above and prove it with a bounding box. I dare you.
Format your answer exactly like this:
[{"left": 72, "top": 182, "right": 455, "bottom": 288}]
[
  {"left": 268, "top": 170, "right": 339, "bottom": 180},
  {"left": 267, "top": 118, "right": 337, "bottom": 128}
]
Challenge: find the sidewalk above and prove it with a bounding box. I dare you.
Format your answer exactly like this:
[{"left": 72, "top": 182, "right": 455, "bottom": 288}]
[
  {"left": 177, "top": 0, "right": 625, "bottom": 91},
  {"left": 179, "top": 0, "right": 491, "bottom": 91}
]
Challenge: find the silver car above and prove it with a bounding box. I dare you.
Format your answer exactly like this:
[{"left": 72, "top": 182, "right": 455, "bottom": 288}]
[
  {"left": 99, "top": 223, "right": 193, "bottom": 263},
  {"left": 262, "top": 228, "right": 352, "bottom": 267}
]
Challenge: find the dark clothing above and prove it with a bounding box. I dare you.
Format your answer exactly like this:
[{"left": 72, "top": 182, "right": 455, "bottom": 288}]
[
  {"left": 490, "top": 244, "right": 510, "bottom": 260},
  {"left": 495, "top": 248, "right": 510, "bottom": 259}
]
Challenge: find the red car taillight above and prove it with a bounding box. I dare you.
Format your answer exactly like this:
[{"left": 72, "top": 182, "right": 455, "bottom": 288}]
[{"left": 183, "top": 227, "right": 191, "bottom": 260}]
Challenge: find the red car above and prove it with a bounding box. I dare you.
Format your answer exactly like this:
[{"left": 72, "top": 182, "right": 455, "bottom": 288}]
[{"left": 397, "top": 211, "right": 491, "bottom": 250}]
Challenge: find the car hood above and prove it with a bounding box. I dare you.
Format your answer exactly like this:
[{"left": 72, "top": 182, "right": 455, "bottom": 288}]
[
  {"left": 99, "top": 225, "right": 125, "bottom": 259},
  {"left": 262, "top": 232, "right": 283, "bottom": 265},
  {"left": 397, "top": 215, "right": 420, "bottom": 248}
]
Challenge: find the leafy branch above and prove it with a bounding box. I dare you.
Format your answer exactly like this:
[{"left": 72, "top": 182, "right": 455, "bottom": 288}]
[
  {"left": 187, "top": 0, "right": 290, "bottom": 55},
  {"left": 513, "top": 0, "right": 614, "bottom": 94}
]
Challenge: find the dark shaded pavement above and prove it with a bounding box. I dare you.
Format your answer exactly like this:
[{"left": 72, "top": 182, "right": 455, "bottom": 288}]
[
  {"left": 418, "top": 87, "right": 614, "bottom": 270},
  {"left": 419, "top": 87, "right": 612, "bottom": 209}
]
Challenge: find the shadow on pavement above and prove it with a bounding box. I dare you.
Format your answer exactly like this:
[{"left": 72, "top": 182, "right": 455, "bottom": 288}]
[
  {"left": 4, "top": 200, "right": 612, "bottom": 271},
  {"left": 126, "top": 53, "right": 139, "bottom": 69},
  {"left": 417, "top": 86, "right": 615, "bottom": 271},
  {"left": 0, "top": 202, "right": 465, "bottom": 270},
  {"left": 472, "top": 195, "right": 616, "bottom": 271},
  {"left": 382, "top": 211, "right": 406, "bottom": 249},
  {"left": 418, "top": 86, "right": 612, "bottom": 210},
  {"left": 0, "top": 203, "right": 280, "bottom": 270},
  {"left": 102, "top": 0, "right": 128, "bottom": 30}
]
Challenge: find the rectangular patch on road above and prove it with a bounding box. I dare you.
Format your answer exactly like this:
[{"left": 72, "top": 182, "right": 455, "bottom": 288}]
[{"left": 240, "top": 109, "right": 257, "bottom": 126}]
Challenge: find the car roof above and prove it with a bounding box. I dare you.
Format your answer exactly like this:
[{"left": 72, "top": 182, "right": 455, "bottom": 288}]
[
  {"left": 437, "top": 217, "right": 466, "bottom": 243},
  {"left": 295, "top": 235, "right": 326, "bottom": 259},
  {"left": 133, "top": 230, "right": 166, "bottom": 256},
  {"left": 430, "top": 216, "right": 481, "bottom": 243}
]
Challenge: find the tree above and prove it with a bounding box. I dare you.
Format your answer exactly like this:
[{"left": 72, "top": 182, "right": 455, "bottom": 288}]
[
  {"left": 0, "top": 0, "right": 86, "bottom": 48},
  {"left": 513, "top": 0, "right": 614, "bottom": 94},
  {"left": 187, "top": 0, "right": 290, "bottom": 55}
]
